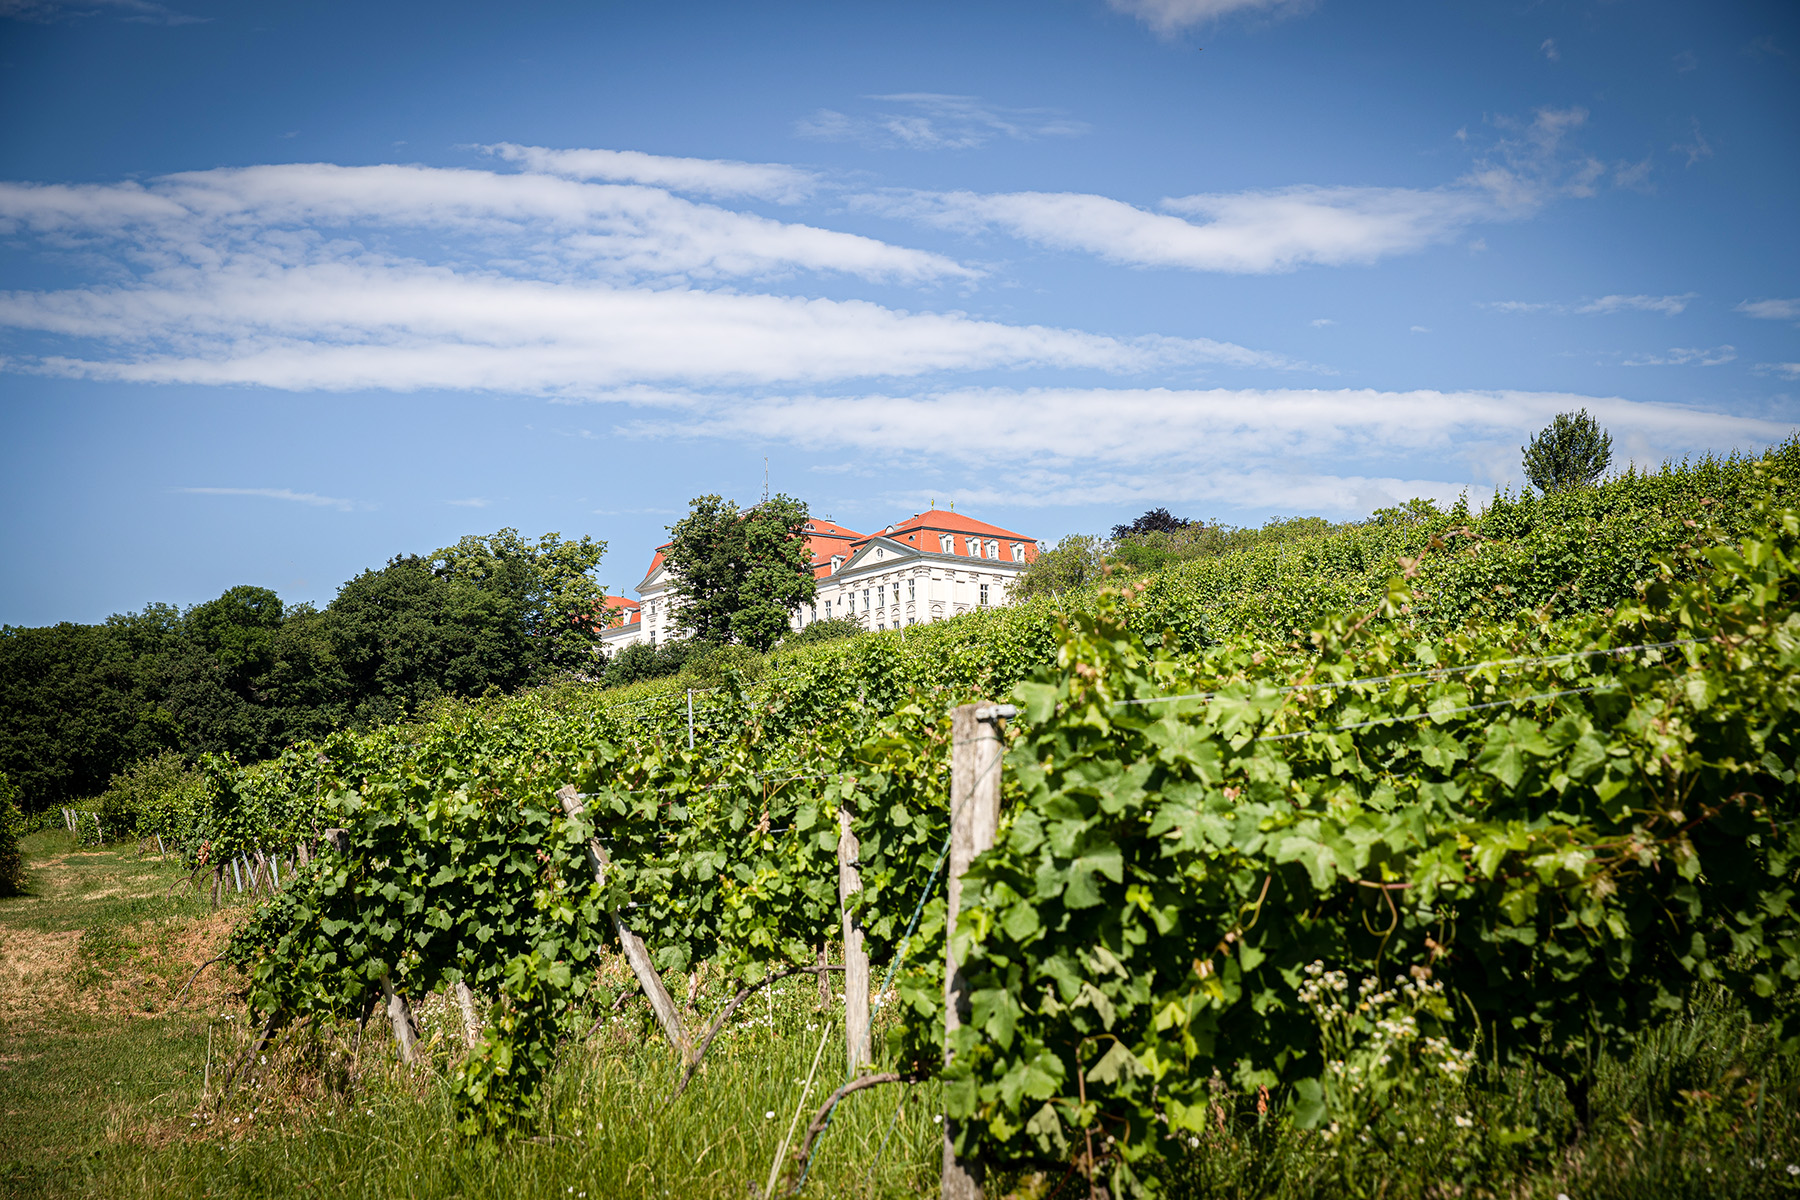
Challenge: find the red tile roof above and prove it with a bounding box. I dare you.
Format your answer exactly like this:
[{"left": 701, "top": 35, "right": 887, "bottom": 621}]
[
  {"left": 856, "top": 510, "right": 1038, "bottom": 563},
  {"left": 626, "top": 509, "right": 1033, "bottom": 594}
]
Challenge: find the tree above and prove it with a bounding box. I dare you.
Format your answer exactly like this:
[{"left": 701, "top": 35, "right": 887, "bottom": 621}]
[
  {"left": 1012, "top": 534, "right": 1110, "bottom": 601},
  {"left": 663, "top": 493, "right": 816, "bottom": 651},
  {"left": 1522, "top": 409, "right": 1613, "bottom": 494},
  {"left": 1111, "top": 507, "right": 1191, "bottom": 540},
  {"left": 429, "top": 528, "right": 608, "bottom": 677},
  {"left": 323, "top": 555, "right": 525, "bottom": 727}
]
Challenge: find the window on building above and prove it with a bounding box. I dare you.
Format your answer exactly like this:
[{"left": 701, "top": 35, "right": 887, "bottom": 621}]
[
  {"left": 908, "top": 578, "right": 915, "bottom": 600},
  {"left": 823, "top": 600, "right": 831, "bottom": 618},
  {"left": 863, "top": 588, "right": 871, "bottom": 610},
  {"left": 985, "top": 540, "right": 998, "bottom": 558},
  {"left": 939, "top": 533, "right": 954, "bottom": 553},
  {"left": 966, "top": 537, "right": 980, "bottom": 556},
  {"left": 1011, "top": 542, "right": 1024, "bottom": 561},
  {"left": 980, "top": 583, "right": 990, "bottom": 606},
  {"left": 877, "top": 584, "right": 885, "bottom": 607}
]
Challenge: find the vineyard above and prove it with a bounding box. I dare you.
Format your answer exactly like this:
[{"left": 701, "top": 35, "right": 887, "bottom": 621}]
[{"left": 14, "top": 444, "right": 1800, "bottom": 1198}]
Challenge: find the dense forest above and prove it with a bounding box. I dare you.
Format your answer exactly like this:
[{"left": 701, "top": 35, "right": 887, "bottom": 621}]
[{"left": 0, "top": 530, "right": 606, "bottom": 810}]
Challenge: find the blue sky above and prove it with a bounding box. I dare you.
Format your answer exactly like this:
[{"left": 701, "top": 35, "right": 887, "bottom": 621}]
[{"left": 1, "top": 0, "right": 1795, "bottom": 625}]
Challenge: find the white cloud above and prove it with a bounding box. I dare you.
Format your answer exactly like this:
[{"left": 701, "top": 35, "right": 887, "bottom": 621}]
[
  {"left": 870, "top": 184, "right": 1492, "bottom": 274},
  {"left": 1410, "top": 326, "right": 1430, "bottom": 333},
  {"left": 1310, "top": 317, "right": 1335, "bottom": 327},
  {"left": 174, "top": 486, "right": 359, "bottom": 511},
  {"left": 1106, "top": 0, "right": 1312, "bottom": 37},
  {"left": 446, "top": 497, "right": 492, "bottom": 508},
  {"left": 1752, "top": 362, "right": 1800, "bottom": 381},
  {"left": 1486, "top": 293, "right": 1695, "bottom": 317},
  {"left": 863, "top": 107, "right": 1615, "bottom": 274},
  {"left": 0, "top": 153, "right": 1325, "bottom": 393},
  {"left": 0, "top": 163, "right": 968, "bottom": 285},
  {"left": 1737, "top": 298, "right": 1800, "bottom": 322},
  {"left": 794, "top": 94, "right": 1088, "bottom": 151},
  {"left": 1620, "top": 345, "right": 1736, "bottom": 367},
  {"left": 2, "top": 262, "right": 1293, "bottom": 392},
  {"left": 1540, "top": 38, "right": 1559, "bottom": 62},
  {"left": 480, "top": 144, "right": 815, "bottom": 203},
  {"left": 613, "top": 385, "right": 1794, "bottom": 510},
  {"left": 1580, "top": 294, "right": 1695, "bottom": 316}
]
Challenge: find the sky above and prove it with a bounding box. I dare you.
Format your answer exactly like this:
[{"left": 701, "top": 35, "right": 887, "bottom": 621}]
[{"left": 1, "top": 0, "right": 1796, "bottom": 625}]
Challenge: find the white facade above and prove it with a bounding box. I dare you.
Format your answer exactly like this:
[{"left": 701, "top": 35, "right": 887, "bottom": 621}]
[
  {"left": 599, "top": 517, "right": 1035, "bottom": 651},
  {"left": 799, "top": 535, "right": 1027, "bottom": 633}
]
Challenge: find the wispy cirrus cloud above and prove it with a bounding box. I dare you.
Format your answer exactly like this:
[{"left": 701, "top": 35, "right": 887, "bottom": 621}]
[
  {"left": 1620, "top": 345, "right": 1736, "bottom": 367},
  {"left": 1105, "top": 0, "right": 1313, "bottom": 38},
  {"left": 1737, "top": 298, "right": 1800, "bottom": 323},
  {"left": 859, "top": 107, "right": 1624, "bottom": 274},
  {"left": 3, "top": 264, "right": 1294, "bottom": 392},
  {"left": 480, "top": 143, "right": 816, "bottom": 203},
  {"left": 0, "top": 149, "right": 1315, "bottom": 396},
  {"left": 1486, "top": 293, "right": 1697, "bottom": 317},
  {"left": 795, "top": 94, "right": 1088, "bottom": 151},
  {"left": 611, "top": 385, "right": 1793, "bottom": 512},
  {"left": 0, "top": 162, "right": 967, "bottom": 284},
  {"left": 174, "top": 486, "right": 361, "bottom": 511},
  {"left": 1753, "top": 362, "right": 1800, "bottom": 381}
]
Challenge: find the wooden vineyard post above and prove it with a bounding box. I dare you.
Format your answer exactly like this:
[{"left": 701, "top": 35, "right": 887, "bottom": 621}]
[
  {"left": 687, "top": 689, "right": 695, "bottom": 750},
  {"left": 943, "top": 702, "right": 1009, "bottom": 1200},
  {"left": 839, "top": 799, "right": 870, "bottom": 1074},
  {"left": 322, "top": 827, "right": 420, "bottom": 1066},
  {"left": 455, "top": 981, "right": 483, "bottom": 1047},
  {"left": 381, "top": 973, "right": 421, "bottom": 1066},
  {"left": 555, "top": 785, "right": 689, "bottom": 1057}
]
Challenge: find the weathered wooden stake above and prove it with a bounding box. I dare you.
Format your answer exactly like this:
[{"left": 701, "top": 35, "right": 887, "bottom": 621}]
[
  {"left": 943, "top": 702, "right": 1007, "bottom": 1200},
  {"left": 455, "top": 981, "right": 483, "bottom": 1047},
  {"left": 556, "top": 784, "right": 688, "bottom": 1057},
  {"left": 838, "top": 800, "right": 870, "bottom": 1074},
  {"left": 687, "top": 689, "right": 695, "bottom": 750},
  {"left": 230, "top": 857, "right": 243, "bottom": 893},
  {"left": 380, "top": 974, "right": 420, "bottom": 1066}
]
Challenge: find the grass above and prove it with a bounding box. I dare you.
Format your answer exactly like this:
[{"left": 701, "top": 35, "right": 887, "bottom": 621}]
[{"left": 5, "top": 830, "right": 1800, "bottom": 1200}]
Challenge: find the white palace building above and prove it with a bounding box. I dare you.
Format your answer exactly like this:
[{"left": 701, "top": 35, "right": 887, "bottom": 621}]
[{"left": 597, "top": 508, "right": 1040, "bottom": 650}]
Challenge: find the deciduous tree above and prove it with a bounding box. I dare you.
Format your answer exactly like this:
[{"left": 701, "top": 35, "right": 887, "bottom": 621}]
[
  {"left": 1522, "top": 409, "right": 1613, "bottom": 493},
  {"left": 664, "top": 493, "right": 815, "bottom": 651}
]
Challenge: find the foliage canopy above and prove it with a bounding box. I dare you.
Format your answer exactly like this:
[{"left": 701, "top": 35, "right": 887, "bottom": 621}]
[{"left": 1523, "top": 408, "right": 1614, "bottom": 494}]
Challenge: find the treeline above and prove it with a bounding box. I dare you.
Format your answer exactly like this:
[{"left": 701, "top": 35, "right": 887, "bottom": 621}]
[{"left": 0, "top": 530, "right": 606, "bottom": 812}]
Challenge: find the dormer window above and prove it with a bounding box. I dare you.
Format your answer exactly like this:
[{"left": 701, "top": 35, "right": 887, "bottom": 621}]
[
  {"left": 1011, "top": 542, "right": 1024, "bottom": 561},
  {"left": 966, "top": 537, "right": 981, "bottom": 556},
  {"left": 984, "top": 540, "right": 998, "bottom": 558},
  {"left": 831, "top": 555, "right": 844, "bottom": 573},
  {"left": 939, "top": 534, "right": 954, "bottom": 553}
]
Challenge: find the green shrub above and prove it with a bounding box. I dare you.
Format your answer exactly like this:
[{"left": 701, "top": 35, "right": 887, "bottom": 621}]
[
  {"left": 779, "top": 615, "right": 864, "bottom": 648},
  {"left": 95, "top": 752, "right": 207, "bottom": 844},
  {"left": 674, "top": 642, "right": 766, "bottom": 688},
  {"left": 0, "top": 769, "right": 23, "bottom": 894},
  {"left": 601, "top": 638, "right": 696, "bottom": 688}
]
